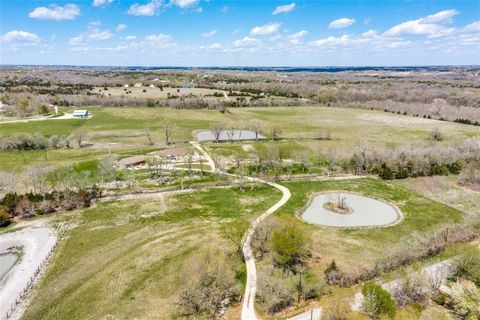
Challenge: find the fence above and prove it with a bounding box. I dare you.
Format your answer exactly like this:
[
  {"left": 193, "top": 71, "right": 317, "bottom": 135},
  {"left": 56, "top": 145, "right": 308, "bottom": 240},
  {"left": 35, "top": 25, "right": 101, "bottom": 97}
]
[{"left": 3, "top": 223, "right": 69, "bottom": 320}]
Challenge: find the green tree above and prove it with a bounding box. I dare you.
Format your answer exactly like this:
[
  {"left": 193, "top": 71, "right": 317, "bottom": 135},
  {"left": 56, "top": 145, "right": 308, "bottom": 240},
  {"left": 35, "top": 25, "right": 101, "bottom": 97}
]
[
  {"left": 362, "top": 281, "right": 396, "bottom": 319},
  {"left": 0, "top": 207, "right": 11, "bottom": 227},
  {"left": 271, "top": 224, "right": 309, "bottom": 272}
]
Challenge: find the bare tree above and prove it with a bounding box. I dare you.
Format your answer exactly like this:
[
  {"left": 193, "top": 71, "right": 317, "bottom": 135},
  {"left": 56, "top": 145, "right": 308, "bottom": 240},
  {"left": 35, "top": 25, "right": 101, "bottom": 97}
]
[
  {"left": 226, "top": 123, "right": 237, "bottom": 142},
  {"left": 71, "top": 129, "right": 87, "bottom": 148},
  {"left": 328, "top": 148, "right": 337, "bottom": 173},
  {"left": 0, "top": 172, "right": 16, "bottom": 194},
  {"left": 144, "top": 128, "right": 154, "bottom": 145},
  {"left": 270, "top": 126, "right": 282, "bottom": 141},
  {"left": 210, "top": 123, "right": 224, "bottom": 143},
  {"left": 162, "top": 120, "right": 177, "bottom": 145},
  {"left": 99, "top": 154, "right": 118, "bottom": 186},
  {"left": 23, "top": 164, "right": 50, "bottom": 195},
  {"left": 249, "top": 120, "right": 264, "bottom": 141},
  {"left": 431, "top": 128, "right": 444, "bottom": 141}
]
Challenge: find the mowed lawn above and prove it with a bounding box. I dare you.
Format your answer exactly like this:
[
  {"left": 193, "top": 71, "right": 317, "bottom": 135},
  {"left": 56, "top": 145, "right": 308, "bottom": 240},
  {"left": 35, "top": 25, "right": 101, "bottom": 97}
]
[
  {"left": 23, "top": 185, "right": 282, "bottom": 320},
  {"left": 0, "top": 106, "right": 478, "bottom": 150},
  {"left": 273, "top": 178, "right": 465, "bottom": 275}
]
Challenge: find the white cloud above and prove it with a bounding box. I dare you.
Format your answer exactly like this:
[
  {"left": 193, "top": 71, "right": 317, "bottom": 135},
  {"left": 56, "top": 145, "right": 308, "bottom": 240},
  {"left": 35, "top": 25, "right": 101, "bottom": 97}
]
[
  {"left": 221, "top": 6, "right": 230, "bottom": 13},
  {"left": 127, "top": 0, "right": 162, "bottom": 16},
  {"left": 384, "top": 9, "right": 458, "bottom": 37},
  {"left": 69, "top": 35, "right": 84, "bottom": 46},
  {"left": 269, "top": 34, "right": 283, "bottom": 41},
  {"left": 250, "top": 23, "right": 281, "bottom": 36},
  {"left": 362, "top": 29, "right": 378, "bottom": 38},
  {"left": 233, "top": 36, "right": 259, "bottom": 47},
  {"left": 310, "top": 35, "right": 356, "bottom": 47},
  {"left": 272, "top": 3, "right": 295, "bottom": 15},
  {"left": 328, "top": 18, "right": 356, "bottom": 29},
  {"left": 93, "top": 0, "right": 113, "bottom": 7},
  {"left": 89, "top": 21, "right": 102, "bottom": 28},
  {"left": 209, "top": 43, "right": 222, "bottom": 49},
  {"left": 69, "top": 24, "right": 114, "bottom": 46},
  {"left": 145, "top": 33, "right": 172, "bottom": 43},
  {"left": 88, "top": 30, "right": 113, "bottom": 41},
  {"left": 420, "top": 9, "right": 458, "bottom": 24},
  {"left": 463, "top": 21, "right": 480, "bottom": 33},
  {"left": 125, "top": 35, "right": 137, "bottom": 40},
  {"left": 170, "top": 0, "right": 199, "bottom": 9},
  {"left": 116, "top": 24, "right": 127, "bottom": 32},
  {"left": 1, "top": 30, "right": 41, "bottom": 44},
  {"left": 29, "top": 4, "right": 80, "bottom": 21},
  {"left": 287, "top": 30, "right": 307, "bottom": 44},
  {"left": 202, "top": 30, "right": 217, "bottom": 38}
]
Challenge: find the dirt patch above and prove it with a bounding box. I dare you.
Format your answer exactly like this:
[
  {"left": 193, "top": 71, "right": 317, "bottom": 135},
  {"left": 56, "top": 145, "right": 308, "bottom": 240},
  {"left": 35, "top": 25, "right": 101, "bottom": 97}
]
[{"left": 358, "top": 113, "right": 438, "bottom": 125}]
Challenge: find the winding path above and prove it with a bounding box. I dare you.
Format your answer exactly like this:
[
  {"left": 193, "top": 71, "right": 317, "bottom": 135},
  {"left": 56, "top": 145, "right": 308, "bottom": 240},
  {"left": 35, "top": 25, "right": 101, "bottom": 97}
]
[{"left": 189, "top": 142, "right": 291, "bottom": 320}]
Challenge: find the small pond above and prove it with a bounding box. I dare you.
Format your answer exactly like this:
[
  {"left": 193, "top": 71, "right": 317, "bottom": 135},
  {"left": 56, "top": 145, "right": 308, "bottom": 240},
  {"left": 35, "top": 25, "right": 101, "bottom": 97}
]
[
  {"left": 301, "top": 192, "right": 401, "bottom": 228},
  {"left": 196, "top": 130, "right": 264, "bottom": 141},
  {"left": 0, "top": 252, "right": 19, "bottom": 280}
]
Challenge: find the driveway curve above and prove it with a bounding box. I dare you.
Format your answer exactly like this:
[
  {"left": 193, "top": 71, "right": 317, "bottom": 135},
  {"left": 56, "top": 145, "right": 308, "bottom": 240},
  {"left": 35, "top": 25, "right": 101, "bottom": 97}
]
[{"left": 189, "top": 142, "right": 291, "bottom": 320}]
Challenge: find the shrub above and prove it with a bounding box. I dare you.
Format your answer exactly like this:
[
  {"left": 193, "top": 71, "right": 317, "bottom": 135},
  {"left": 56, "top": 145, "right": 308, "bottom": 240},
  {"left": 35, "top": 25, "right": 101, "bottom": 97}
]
[
  {"left": 175, "top": 251, "right": 239, "bottom": 317},
  {"left": 0, "top": 207, "right": 11, "bottom": 227},
  {"left": 454, "top": 246, "right": 480, "bottom": 286},
  {"left": 257, "top": 271, "right": 294, "bottom": 314},
  {"left": 362, "top": 281, "right": 396, "bottom": 319},
  {"left": 450, "top": 279, "right": 480, "bottom": 320},
  {"left": 391, "top": 270, "right": 431, "bottom": 307},
  {"left": 270, "top": 224, "right": 309, "bottom": 272},
  {"left": 322, "top": 293, "right": 351, "bottom": 320},
  {"left": 430, "top": 129, "right": 444, "bottom": 141},
  {"left": 325, "top": 259, "right": 342, "bottom": 285}
]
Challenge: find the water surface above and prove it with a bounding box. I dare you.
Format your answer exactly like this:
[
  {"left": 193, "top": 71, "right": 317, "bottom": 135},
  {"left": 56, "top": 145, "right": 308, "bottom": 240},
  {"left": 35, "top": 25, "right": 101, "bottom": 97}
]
[
  {"left": 0, "top": 253, "right": 19, "bottom": 280},
  {"left": 196, "top": 130, "right": 264, "bottom": 141},
  {"left": 301, "top": 192, "right": 400, "bottom": 227}
]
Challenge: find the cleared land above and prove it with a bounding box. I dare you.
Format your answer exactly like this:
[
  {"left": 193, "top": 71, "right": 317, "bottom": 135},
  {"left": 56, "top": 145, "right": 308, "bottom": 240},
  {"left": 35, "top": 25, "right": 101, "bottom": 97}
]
[
  {"left": 21, "top": 186, "right": 282, "bottom": 320},
  {"left": 94, "top": 86, "right": 227, "bottom": 99}
]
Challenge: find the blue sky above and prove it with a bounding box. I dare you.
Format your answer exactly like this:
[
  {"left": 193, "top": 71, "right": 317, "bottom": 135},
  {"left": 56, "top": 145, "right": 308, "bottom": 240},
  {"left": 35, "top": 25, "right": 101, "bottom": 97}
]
[{"left": 1, "top": 0, "right": 479, "bottom": 66}]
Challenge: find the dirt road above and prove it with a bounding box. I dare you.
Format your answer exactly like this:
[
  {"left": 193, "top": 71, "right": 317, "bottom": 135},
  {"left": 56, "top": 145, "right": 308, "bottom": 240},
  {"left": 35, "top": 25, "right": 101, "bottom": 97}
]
[{"left": 0, "top": 219, "right": 57, "bottom": 320}]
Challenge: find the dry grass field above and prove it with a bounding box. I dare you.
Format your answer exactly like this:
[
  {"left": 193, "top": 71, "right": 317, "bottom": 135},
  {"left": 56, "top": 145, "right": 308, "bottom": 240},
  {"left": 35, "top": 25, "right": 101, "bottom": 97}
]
[{"left": 93, "top": 86, "right": 227, "bottom": 99}]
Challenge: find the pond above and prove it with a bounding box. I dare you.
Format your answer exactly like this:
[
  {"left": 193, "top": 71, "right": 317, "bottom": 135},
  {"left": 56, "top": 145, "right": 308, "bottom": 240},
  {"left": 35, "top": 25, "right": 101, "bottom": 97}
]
[
  {"left": 301, "top": 192, "right": 402, "bottom": 228},
  {"left": 196, "top": 130, "right": 264, "bottom": 141},
  {"left": 0, "top": 252, "right": 19, "bottom": 280}
]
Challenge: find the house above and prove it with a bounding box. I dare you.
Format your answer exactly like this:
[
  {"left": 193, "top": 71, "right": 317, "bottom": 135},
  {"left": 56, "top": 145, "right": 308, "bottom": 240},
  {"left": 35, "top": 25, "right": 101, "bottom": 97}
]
[
  {"left": 149, "top": 84, "right": 156, "bottom": 88},
  {"left": 117, "top": 156, "right": 146, "bottom": 168},
  {"left": 124, "top": 84, "right": 129, "bottom": 88},
  {"left": 72, "top": 110, "right": 90, "bottom": 118},
  {"left": 133, "top": 83, "right": 143, "bottom": 88}
]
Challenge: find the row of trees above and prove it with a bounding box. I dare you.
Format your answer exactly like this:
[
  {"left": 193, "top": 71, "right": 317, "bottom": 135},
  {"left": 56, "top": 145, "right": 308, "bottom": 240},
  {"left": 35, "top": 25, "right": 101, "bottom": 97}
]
[
  {"left": 0, "top": 185, "right": 101, "bottom": 224},
  {"left": 350, "top": 138, "right": 480, "bottom": 180},
  {"left": 0, "top": 131, "right": 88, "bottom": 151}
]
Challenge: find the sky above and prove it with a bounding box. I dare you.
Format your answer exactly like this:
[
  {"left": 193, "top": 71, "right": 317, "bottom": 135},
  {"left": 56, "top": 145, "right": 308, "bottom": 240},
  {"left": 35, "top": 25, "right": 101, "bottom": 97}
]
[{"left": 0, "top": 0, "right": 479, "bottom": 66}]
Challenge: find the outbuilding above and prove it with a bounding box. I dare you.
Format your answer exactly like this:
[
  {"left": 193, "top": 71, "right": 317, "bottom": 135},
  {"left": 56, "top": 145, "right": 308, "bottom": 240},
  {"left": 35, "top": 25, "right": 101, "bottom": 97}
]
[
  {"left": 117, "top": 156, "right": 146, "bottom": 168},
  {"left": 72, "top": 110, "right": 90, "bottom": 118}
]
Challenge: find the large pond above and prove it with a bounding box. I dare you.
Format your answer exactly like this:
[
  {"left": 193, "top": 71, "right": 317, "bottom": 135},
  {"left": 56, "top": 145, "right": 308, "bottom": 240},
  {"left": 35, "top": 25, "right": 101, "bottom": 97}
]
[
  {"left": 0, "top": 252, "right": 19, "bottom": 280},
  {"left": 196, "top": 130, "right": 264, "bottom": 141},
  {"left": 301, "top": 192, "right": 401, "bottom": 228}
]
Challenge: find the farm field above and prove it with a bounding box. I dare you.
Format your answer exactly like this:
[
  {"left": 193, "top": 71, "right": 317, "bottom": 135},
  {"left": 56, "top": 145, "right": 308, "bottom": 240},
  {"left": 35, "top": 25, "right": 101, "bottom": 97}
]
[
  {"left": 93, "top": 86, "right": 227, "bottom": 99},
  {"left": 1, "top": 105, "right": 478, "bottom": 150}
]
